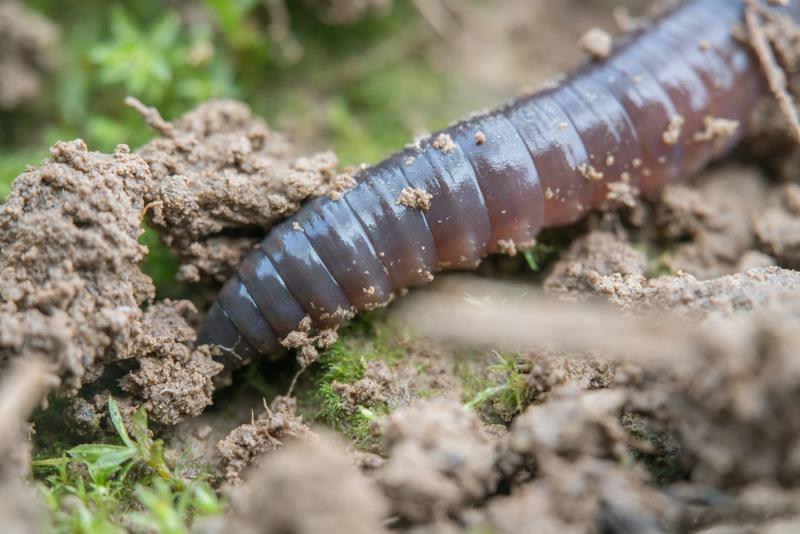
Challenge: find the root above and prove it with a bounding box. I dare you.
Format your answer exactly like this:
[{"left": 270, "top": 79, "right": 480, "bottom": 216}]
[{"left": 124, "top": 96, "right": 176, "bottom": 138}]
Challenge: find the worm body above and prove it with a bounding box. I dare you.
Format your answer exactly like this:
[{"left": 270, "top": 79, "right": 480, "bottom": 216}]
[{"left": 198, "top": 0, "right": 799, "bottom": 364}]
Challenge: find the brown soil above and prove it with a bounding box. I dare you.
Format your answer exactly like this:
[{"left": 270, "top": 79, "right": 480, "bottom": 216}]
[
  {"left": 118, "top": 300, "right": 222, "bottom": 425},
  {"left": 202, "top": 432, "right": 389, "bottom": 534},
  {"left": 215, "top": 395, "right": 311, "bottom": 485},
  {"left": 0, "top": 140, "right": 222, "bottom": 424},
  {"left": 0, "top": 0, "right": 58, "bottom": 110},
  {"left": 0, "top": 141, "right": 155, "bottom": 392},
  {"left": 134, "top": 99, "right": 356, "bottom": 284}
]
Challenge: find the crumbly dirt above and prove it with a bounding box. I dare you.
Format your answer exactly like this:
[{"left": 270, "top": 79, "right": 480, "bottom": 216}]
[
  {"left": 0, "top": 141, "right": 154, "bottom": 391},
  {"left": 0, "top": 140, "right": 223, "bottom": 421},
  {"left": 755, "top": 183, "right": 800, "bottom": 267},
  {"left": 202, "top": 432, "right": 389, "bottom": 534},
  {"left": 373, "top": 399, "right": 500, "bottom": 524},
  {"left": 544, "top": 230, "right": 648, "bottom": 305},
  {"left": 653, "top": 167, "right": 771, "bottom": 279},
  {"left": 134, "top": 99, "right": 356, "bottom": 284},
  {"left": 119, "top": 300, "right": 223, "bottom": 425},
  {"left": 0, "top": 0, "right": 58, "bottom": 110},
  {"left": 215, "top": 395, "right": 311, "bottom": 485}
]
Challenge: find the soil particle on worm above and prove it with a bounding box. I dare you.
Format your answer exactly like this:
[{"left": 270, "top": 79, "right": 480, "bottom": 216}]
[
  {"left": 0, "top": 0, "right": 59, "bottom": 110},
  {"left": 202, "top": 433, "right": 389, "bottom": 534},
  {"left": 134, "top": 99, "right": 354, "bottom": 284},
  {"left": 396, "top": 186, "right": 433, "bottom": 211}
]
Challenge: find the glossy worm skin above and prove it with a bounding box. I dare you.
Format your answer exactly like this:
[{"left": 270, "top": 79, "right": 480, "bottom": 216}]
[{"left": 197, "top": 0, "right": 800, "bottom": 366}]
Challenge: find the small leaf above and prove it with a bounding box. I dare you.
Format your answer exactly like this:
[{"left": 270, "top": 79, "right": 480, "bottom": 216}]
[
  {"left": 107, "top": 396, "right": 135, "bottom": 449},
  {"left": 131, "top": 405, "right": 151, "bottom": 449}
]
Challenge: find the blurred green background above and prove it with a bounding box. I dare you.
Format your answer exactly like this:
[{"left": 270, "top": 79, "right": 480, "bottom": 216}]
[{"left": 0, "top": 0, "right": 496, "bottom": 200}]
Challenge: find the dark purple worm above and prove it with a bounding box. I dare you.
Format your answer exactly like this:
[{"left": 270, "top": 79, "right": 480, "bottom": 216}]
[{"left": 198, "top": 0, "right": 800, "bottom": 367}]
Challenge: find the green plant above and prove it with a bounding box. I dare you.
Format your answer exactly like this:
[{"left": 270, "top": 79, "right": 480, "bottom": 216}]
[
  {"left": 90, "top": 8, "right": 236, "bottom": 108},
  {"left": 34, "top": 397, "right": 221, "bottom": 533},
  {"left": 306, "top": 314, "right": 402, "bottom": 448},
  {"left": 464, "top": 352, "right": 535, "bottom": 421}
]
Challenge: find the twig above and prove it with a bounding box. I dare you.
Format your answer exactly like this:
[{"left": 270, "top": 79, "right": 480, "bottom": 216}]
[
  {"left": 124, "top": 96, "right": 176, "bottom": 138},
  {"left": 745, "top": 0, "right": 800, "bottom": 142},
  {"left": 0, "top": 359, "right": 59, "bottom": 454}
]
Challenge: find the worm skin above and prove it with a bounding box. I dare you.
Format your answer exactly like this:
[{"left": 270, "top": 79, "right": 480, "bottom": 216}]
[{"left": 198, "top": 0, "right": 800, "bottom": 368}]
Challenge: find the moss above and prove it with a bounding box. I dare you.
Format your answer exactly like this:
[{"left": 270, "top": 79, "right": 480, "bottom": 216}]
[
  {"left": 622, "top": 413, "right": 688, "bottom": 486},
  {"left": 301, "top": 312, "right": 403, "bottom": 449},
  {"left": 461, "top": 352, "right": 540, "bottom": 424}
]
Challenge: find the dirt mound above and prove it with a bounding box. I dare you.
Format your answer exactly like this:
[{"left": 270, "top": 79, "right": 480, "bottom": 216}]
[
  {"left": 0, "top": 1, "right": 58, "bottom": 110},
  {"left": 544, "top": 230, "right": 647, "bottom": 304},
  {"left": 119, "top": 300, "right": 222, "bottom": 425},
  {"left": 215, "top": 395, "right": 312, "bottom": 485},
  {"left": 654, "top": 167, "right": 770, "bottom": 279},
  {"left": 205, "top": 432, "right": 389, "bottom": 534},
  {"left": 373, "top": 399, "right": 499, "bottom": 523},
  {"left": 0, "top": 140, "right": 222, "bottom": 421},
  {"left": 133, "top": 99, "right": 355, "bottom": 283},
  {"left": 0, "top": 141, "right": 154, "bottom": 391},
  {"left": 755, "top": 183, "right": 800, "bottom": 268}
]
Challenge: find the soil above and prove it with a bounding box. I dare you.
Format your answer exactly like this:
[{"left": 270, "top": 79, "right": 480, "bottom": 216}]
[
  {"left": 0, "top": 141, "right": 155, "bottom": 392},
  {"left": 215, "top": 395, "right": 311, "bottom": 485},
  {"left": 133, "top": 99, "right": 356, "bottom": 284},
  {"left": 200, "top": 432, "right": 389, "bottom": 534},
  {"left": 5, "top": 0, "right": 800, "bottom": 532}
]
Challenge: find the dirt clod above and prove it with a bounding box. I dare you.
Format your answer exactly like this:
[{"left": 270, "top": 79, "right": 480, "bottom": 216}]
[
  {"left": 544, "top": 230, "right": 647, "bottom": 304},
  {"left": 135, "top": 100, "right": 351, "bottom": 283},
  {"left": 119, "top": 300, "right": 223, "bottom": 425},
  {"left": 755, "top": 183, "right": 800, "bottom": 268},
  {"left": 205, "top": 433, "right": 389, "bottom": 534},
  {"left": 374, "top": 399, "right": 499, "bottom": 523},
  {"left": 0, "top": 141, "right": 153, "bottom": 391},
  {"left": 216, "top": 395, "right": 311, "bottom": 485}
]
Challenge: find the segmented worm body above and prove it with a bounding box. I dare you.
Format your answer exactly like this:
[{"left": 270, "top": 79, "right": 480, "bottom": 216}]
[{"left": 198, "top": 0, "right": 800, "bottom": 365}]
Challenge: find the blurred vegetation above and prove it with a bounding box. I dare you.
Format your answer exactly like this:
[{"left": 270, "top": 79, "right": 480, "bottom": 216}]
[{"left": 1, "top": 0, "right": 476, "bottom": 200}]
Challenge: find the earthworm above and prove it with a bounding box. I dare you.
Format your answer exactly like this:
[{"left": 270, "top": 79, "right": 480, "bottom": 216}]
[{"left": 197, "top": 0, "right": 800, "bottom": 366}]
